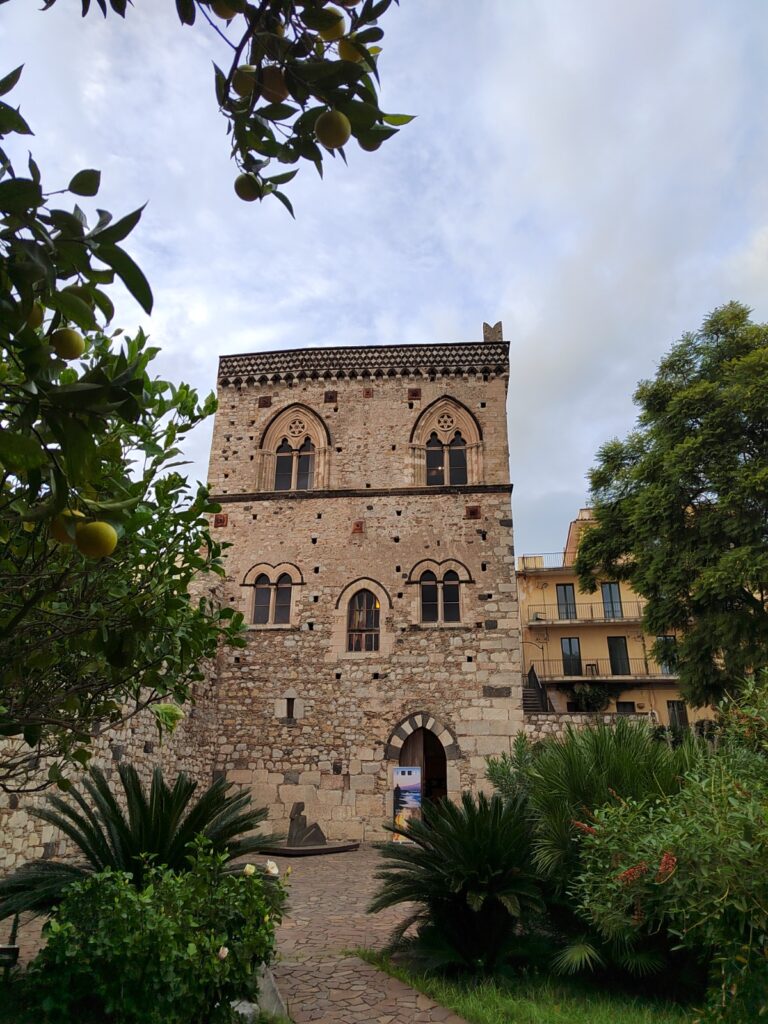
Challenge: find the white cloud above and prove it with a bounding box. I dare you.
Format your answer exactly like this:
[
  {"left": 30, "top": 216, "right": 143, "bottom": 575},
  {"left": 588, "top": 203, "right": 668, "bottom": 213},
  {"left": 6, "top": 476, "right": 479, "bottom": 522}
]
[{"left": 1, "top": 0, "right": 767, "bottom": 552}]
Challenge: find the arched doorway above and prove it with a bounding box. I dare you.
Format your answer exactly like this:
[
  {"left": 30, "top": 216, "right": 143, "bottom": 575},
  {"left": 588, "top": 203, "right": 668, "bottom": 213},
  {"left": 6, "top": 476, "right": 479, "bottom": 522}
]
[{"left": 399, "top": 727, "right": 447, "bottom": 803}]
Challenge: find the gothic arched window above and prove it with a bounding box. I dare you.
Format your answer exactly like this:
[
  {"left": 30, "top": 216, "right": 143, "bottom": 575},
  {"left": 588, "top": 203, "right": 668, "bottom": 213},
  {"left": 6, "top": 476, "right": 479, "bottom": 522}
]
[
  {"left": 347, "top": 589, "right": 380, "bottom": 652},
  {"left": 426, "top": 430, "right": 468, "bottom": 486},
  {"left": 419, "top": 568, "right": 463, "bottom": 624},
  {"left": 420, "top": 570, "right": 439, "bottom": 622},
  {"left": 253, "top": 572, "right": 293, "bottom": 625},
  {"left": 410, "top": 397, "right": 483, "bottom": 487},
  {"left": 274, "top": 435, "right": 315, "bottom": 490}
]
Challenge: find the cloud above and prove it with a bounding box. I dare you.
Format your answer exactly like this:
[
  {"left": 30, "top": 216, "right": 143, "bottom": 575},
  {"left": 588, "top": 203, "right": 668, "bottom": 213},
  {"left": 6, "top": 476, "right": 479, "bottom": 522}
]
[{"left": 2, "top": 0, "right": 767, "bottom": 552}]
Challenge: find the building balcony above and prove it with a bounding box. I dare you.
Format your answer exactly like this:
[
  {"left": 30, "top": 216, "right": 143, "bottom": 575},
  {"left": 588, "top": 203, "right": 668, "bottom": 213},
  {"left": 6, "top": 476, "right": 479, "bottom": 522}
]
[
  {"left": 528, "top": 658, "right": 678, "bottom": 682},
  {"left": 517, "top": 552, "right": 575, "bottom": 571},
  {"left": 526, "top": 601, "right": 646, "bottom": 625}
]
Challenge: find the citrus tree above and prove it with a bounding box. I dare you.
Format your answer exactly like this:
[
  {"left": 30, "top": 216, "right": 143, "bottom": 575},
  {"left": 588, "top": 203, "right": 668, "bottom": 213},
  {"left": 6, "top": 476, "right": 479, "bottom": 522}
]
[
  {"left": 5, "top": 0, "right": 411, "bottom": 214},
  {"left": 0, "top": 69, "right": 245, "bottom": 791}
]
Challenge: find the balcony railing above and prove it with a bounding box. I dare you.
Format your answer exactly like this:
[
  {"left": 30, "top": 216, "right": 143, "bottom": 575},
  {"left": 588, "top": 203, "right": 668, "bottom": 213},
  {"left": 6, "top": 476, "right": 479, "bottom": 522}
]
[
  {"left": 527, "top": 601, "right": 646, "bottom": 624},
  {"left": 517, "top": 552, "right": 575, "bottom": 570},
  {"left": 528, "top": 658, "right": 678, "bottom": 681}
]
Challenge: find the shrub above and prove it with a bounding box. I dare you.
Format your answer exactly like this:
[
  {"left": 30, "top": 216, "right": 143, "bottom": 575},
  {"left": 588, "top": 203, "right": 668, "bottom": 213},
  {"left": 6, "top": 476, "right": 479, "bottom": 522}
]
[
  {"left": 0, "top": 763, "right": 279, "bottom": 920},
  {"left": 369, "top": 792, "right": 544, "bottom": 975},
  {"left": 487, "top": 722, "right": 706, "bottom": 986},
  {"left": 574, "top": 709, "right": 768, "bottom": 1020},
  {"left": 28, "top": 838, "right": 285, "bottom": 1024}
]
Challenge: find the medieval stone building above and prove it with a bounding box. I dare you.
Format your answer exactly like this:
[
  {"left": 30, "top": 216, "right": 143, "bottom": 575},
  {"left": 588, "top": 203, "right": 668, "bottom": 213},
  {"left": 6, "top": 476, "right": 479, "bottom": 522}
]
[{"left": 205, "top": 322, "right": 523, "bottom": 841}]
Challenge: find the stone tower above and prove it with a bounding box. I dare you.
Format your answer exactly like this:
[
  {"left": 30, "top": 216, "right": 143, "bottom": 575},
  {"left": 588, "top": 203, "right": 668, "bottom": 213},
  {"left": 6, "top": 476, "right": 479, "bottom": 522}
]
[{"left": 205, "top": 325, "right": 523, "bottom": 841}]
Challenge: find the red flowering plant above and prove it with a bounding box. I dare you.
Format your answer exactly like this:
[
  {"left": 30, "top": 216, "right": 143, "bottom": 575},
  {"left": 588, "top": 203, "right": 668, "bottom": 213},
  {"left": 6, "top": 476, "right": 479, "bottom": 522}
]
[{"left": 574, "top": 747, "right": 768, "bottom": 1022}]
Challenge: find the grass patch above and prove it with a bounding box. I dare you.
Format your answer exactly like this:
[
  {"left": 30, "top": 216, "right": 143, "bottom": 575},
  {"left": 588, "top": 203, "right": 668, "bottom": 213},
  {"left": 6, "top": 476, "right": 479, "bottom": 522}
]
[{"left": 357, "top": 950, "right": 691, "bottom": 1024}]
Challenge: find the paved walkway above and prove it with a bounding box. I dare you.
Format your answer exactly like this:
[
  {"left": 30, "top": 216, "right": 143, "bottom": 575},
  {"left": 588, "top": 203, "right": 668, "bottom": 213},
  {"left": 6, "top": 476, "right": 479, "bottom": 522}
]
[{"left": 269, "top": 846, "right": 468, "bottom": 1024}]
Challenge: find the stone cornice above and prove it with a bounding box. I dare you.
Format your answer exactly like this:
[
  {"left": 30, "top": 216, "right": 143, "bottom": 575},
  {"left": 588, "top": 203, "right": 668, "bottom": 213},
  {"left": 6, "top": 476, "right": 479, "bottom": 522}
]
[
  {"left": 210, "top": 483, "right": 513, "bottom": 503},
  {"left": 217, "top": 340, "right": 509, "bottom": 386}
]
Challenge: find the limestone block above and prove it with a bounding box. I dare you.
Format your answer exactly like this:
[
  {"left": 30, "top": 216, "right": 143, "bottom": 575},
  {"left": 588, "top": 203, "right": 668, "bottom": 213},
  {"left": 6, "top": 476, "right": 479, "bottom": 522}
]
[{"left": 350, "top": 774, "right": 375, "bottom": 792}]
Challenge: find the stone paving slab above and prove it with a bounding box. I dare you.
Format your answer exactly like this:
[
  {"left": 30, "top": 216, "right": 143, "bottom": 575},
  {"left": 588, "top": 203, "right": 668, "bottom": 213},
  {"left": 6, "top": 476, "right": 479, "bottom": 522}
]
[
  {"left": 270, "top": 847, "right": 469, "bottom": 1024},
  {"left": 273, "top": 956, "right": 467, "bottom": 1024}
]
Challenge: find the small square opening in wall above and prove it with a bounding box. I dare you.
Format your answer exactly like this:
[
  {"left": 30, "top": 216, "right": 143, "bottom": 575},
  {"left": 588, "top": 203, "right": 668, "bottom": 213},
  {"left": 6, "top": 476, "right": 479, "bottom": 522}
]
[
  {"left": 391, "top": 445, "right": 396, "bottom": 451},
  {"left": 316, "top": 513, "right": 322, "bottom": 520},
  {"left": 335, "top": 446, "right": 343, "bottom": 453},
  {"left": 480, "top": 530, "right": 487, "bottom": 540},
  {"left": 314, "top": 566, "right": 320, "bottom": 574},
  {"left": 481, "top": 562, "right": 488, "bottom": 572},
  {"left": 366, "top": 505, "right": 373, "bottom": 511},
  {"left": 213, "top": 513, "right": 228, "bottom": 528},
  {"left": 395, "top": 565, "right": 401, "bottom": 572},
  {"left": 465, "top": 505, "right": 482, "bottom": 520},
  {"left": 252, "top": 514, "right": 258, "bottom": 520},
  {"left": 480, "top": 401, "right": 486, "bottom": 409},
  {"left": 362, "top": 387, "right": 374, "bottom": 398},
  {"left": 335, "top": 671, "right": 342, "bottom": 680},
  {"left": 397, "top": 592, "right": 403, "bottom": 599},
  {"left": 311, "top": 537, "right": 318, "bottom": 544},
  {"left": 313, "top": 595, "right": 319, "bottom": 603},
  {"left": 352, "top": 520, "right": 364, "bottom": 534},
  {"left": 324, "top": 391, "right": 337, "bottom": 403},
  {"left": 258, "top": 395, "right": 272, "bottom": 408},
  {"left": 396, "top": 510, "right": 402, "bottom": 516},
  {"left": 372, "top": 672, "right": 379, "bottom": 680},
  {"left": 308, "top": 622, "right": 314, "bottom": 631},
  {"left": 466, "top": 656, "right": 473, "bottom": 663},
  {"left": 332, "top": 760, "right": 343, "bottom": 775},
  {"left": 407, "top": 387, "right": 422, "bottom": 401},
  {"left": 286, "top": 697, "right": 295, "bottom": 719}
]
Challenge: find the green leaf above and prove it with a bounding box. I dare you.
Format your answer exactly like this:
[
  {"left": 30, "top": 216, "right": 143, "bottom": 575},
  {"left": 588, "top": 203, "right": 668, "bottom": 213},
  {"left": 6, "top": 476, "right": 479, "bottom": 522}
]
[
  {"left": 50, "top": 289, "right": 97, "bottom": 330},
  {"left": 0, "top": 66, "right": 23, "bottom": 98},
  {"left": 90, "top": 203, "right": 145, "bottom": 244},
  {"left": 0, "top": 101, "right": 33, "bottom": 136},
  {"left": 96, "top": 243, "right": 153, "bottom": 314},
  {"left": 175, "top": 0, "right": 196, "bottom": 24},
  {"left": 68, "top": 168, "right": 101, "bottom": 196},
  {"left": 0, "top": 177, "right": 42, "bottom": 212},
  {"left": 382, "top": 113, "right": 416, "bottom": 126},
  {"left": 0, "top": 430, "right": 47, "bottom": 472},
  {"left": 272, "top": 190, "right": 295, "bottom": 218}
]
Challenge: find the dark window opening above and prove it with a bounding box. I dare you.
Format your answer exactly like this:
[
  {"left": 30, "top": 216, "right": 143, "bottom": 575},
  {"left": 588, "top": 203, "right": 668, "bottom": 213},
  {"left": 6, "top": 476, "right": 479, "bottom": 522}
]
[
  {"left": 602, "top": 582, "right": 623, "bottom": 620},
  {"left": 607, "top": 636, "right": 630, "bottom": 675},
  {"left": 556, "top": 583, "right": 577, "bottom": 620},
  {"left": 426, "top": 434, "right": 444, "bottom": 485},
  {"left": 667, "top": 700, "right": 689, "bottom": 729},
  {"left": 296, "top": 437, "right": 315, "bottom": 490},
  {"left": 448, "top": 432, "right": 467, "bottom": 485},
  {"left": 253, "top": 574, "right": 271, "bottom": 625},
  {"left": 420, "top": 571, "right": 439, "bottom": 623},
  {"left": 286, "top": 697, "right": 295, "bottom": 719},
  {"left": 561, "top": 637, "right": 582, "bottom": 676},
  {"left": 274, "top": 438, "right": 293, "bottom": 490},
  {"left": 347, "top": 589, "right": 380, "bottom": 652},
  {"left": 616, "top": 701, "right": 636, "bottom": 715},
  {"left": 274, "top": 573, "right": 292, "bottom": 624},
  {"left": 443, "top": 570, "right": 461, "bottom": 622}
]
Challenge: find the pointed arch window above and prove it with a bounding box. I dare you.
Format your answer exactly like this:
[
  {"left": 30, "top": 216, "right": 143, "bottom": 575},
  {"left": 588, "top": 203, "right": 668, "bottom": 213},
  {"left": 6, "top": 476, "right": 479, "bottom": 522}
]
[
  {"left": 419, "top": 569, "right": 463, "bottom": 623},
  {"left": 253, "top": 572, "right": 293, "bottom": 625},
  {"left": 426, "top": 431, "right": 467, "bottom": 486},
  {"left": 274, "top": 436, "right": 315, "bottom": 490},
  {"left": 347, "top": 589, "right": 380, "bottom": 652}
]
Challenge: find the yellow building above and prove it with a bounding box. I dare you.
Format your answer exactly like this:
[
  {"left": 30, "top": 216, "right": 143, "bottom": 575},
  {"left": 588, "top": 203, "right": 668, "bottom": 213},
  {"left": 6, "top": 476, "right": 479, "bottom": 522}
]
[{"left": 517, "top": 509, "right": 710, "bottom": 729}]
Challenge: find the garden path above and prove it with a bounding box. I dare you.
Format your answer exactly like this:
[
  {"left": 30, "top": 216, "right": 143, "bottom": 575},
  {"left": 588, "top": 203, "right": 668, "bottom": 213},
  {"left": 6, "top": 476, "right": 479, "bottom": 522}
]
[{"left": 270, "top": 845, "right": 468, "bottom": 1024}]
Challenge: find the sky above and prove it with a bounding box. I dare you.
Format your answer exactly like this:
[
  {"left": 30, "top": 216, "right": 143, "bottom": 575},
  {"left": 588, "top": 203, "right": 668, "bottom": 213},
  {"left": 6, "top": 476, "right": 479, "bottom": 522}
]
[{"left": 2, "top": 1, "right": 767, "bottom": 554}]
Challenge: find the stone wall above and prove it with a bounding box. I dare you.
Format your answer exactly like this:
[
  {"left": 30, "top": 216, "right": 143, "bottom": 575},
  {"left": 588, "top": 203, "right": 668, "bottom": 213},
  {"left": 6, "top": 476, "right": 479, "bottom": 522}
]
[
  {"left": 206, "top": 337, "right": 523, "bottom": 840},
  {"left": 523, "top": 711, "right": 653, "bottom": 742}
]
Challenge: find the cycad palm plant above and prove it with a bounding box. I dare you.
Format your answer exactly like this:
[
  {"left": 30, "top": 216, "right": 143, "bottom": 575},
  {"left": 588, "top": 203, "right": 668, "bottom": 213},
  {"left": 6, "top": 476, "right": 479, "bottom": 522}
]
[
  {"left": 369, "top": 791, "right": 544, "bottom": 974},
  {"left": 0, "top": 764, "right": 278, "bottom": 920}
]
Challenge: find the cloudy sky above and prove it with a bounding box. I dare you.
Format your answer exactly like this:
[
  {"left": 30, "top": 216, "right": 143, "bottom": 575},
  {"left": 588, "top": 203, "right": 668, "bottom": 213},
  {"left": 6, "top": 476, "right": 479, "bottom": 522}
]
[{"left": 2, "top": 1, "right": 767, "bottom": 553}]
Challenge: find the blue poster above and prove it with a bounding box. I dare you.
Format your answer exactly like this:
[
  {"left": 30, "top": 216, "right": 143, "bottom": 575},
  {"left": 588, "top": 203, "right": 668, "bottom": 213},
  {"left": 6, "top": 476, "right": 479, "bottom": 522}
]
[{"left": 392, "top": 766, "right": 421, "bottom": 841}]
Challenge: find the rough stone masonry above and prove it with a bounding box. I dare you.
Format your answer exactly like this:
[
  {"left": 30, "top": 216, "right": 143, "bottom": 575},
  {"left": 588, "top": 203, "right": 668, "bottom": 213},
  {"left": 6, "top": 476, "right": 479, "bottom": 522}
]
[{"left": 204, "top": 322, "right": 524, "bottom": 841}]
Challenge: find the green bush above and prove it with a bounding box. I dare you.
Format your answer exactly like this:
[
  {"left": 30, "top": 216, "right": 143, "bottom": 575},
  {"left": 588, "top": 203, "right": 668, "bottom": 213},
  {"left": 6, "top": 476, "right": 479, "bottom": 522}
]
[
  {"left": 574, "top": 695, "right": 768, "bottom": 1021},
  {"left": 369, "top": 792, "right": 545, "bottom": 975},
  {"left": 486, "top": 723, "right": 707, "bottom": 987},
  {"left": 28, "top": 838, "right": 285, "bottom": 1024},
  {"left": 0, "top": 763, "right": 279, "bottom": 921}
]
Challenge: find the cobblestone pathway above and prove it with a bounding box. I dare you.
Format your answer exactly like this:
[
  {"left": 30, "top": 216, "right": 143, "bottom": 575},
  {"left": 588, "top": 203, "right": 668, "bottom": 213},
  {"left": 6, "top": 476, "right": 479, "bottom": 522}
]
[{"left": 270, "top": 846, "right": 468, "bottom": 1024}]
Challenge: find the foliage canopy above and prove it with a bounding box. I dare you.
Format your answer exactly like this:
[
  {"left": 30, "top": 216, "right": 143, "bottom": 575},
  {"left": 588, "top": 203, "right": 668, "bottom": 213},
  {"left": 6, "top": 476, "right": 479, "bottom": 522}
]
[
  {"left": 0, "top": 0, "right": 411, "bottom": 214},
  {"left": 575, "top": 302, "right": 768, "bottom": 705},
  {"left": 0, "top": 71, "right": 244, "bottom": 788}
]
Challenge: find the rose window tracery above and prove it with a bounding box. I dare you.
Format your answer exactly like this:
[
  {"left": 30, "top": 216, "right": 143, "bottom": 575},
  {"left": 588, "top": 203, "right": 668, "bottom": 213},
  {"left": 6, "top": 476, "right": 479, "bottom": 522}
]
[
  {"left": 287, "top": 417, "right": 307, "bottom": 438},
  {"left": 436, "top": 412, "right": 455, "bottom": 432}
]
